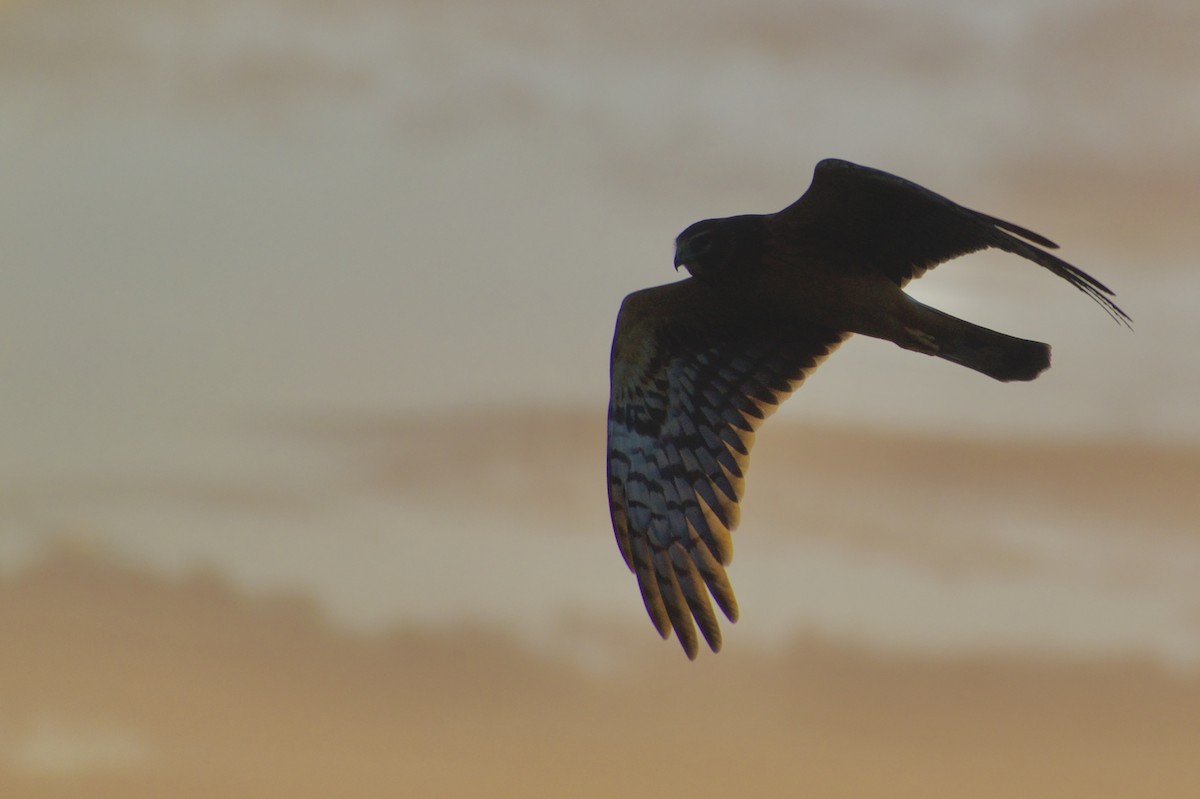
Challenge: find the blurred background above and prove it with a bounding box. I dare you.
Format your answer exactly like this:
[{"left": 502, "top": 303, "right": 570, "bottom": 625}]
[{"left": 2, "top": 0, "right": 1198, "bottom": 795}]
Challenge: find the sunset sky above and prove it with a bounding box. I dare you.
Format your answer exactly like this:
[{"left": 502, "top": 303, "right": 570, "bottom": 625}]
[{"left": 1, "top": 0, "right": 1197, "bottom": 793}]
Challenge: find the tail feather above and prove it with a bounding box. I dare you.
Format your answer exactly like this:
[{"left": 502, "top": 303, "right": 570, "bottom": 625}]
[
  {"left": 902, "top": 302, "right": 1051, "bottom": 382},
  {"left": 935, "top": 326, "right": 1050, "bottom": 382}
]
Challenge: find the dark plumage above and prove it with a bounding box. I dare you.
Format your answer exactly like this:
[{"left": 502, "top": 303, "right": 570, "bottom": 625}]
[{"left": 606, "top": 159, "right": 1129, "bottom": 658}]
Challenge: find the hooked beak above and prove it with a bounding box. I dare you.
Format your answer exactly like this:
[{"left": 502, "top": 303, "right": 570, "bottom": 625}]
[{"left": 673, "top": 242, "right": 690, "bottom": 271}]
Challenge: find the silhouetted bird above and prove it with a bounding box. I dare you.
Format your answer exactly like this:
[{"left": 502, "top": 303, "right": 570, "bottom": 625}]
[{"left": 607, "top": 158, "right": 1129, "bottom": 658}]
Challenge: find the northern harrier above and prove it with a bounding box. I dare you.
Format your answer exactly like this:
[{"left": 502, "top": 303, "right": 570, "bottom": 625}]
[{"left": 606, "top": 158, "right": 1129, "bottom": 658}]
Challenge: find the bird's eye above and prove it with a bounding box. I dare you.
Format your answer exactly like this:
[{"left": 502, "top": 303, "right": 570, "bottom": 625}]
[
  {"left": 688, "top": 231, "right": 713, "bottom": 252},
  {"left": 675, "top": 221, "right": 738, "bottom": 278}
]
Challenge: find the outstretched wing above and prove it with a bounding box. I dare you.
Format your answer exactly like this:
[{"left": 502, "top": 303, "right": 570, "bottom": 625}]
[
  {"left": 778, "top": 159, "right": 1129, "bottom": 324},
  {"left": 607, "top": 279, "right": 845, "bottom": 658}
]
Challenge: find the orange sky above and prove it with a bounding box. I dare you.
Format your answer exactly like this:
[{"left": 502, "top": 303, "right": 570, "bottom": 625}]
[
  {"left": 3, "top": 550, "right": 1199, "bottom": 797},
  {"left": 1, "top": 0, "right": 1198, "bottom": 666},
  {"left": 1, "top": 2, "right": 1197, "bottom": 791}
]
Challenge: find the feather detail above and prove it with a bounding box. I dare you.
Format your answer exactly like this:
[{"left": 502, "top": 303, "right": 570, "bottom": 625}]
[{"left": 608, "top": 280, "right": 845, "bottom": 656}]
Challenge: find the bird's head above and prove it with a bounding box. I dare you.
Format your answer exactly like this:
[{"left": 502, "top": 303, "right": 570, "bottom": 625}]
[{"left": 673, "top": 215, "right": 766, "bottom": 279}]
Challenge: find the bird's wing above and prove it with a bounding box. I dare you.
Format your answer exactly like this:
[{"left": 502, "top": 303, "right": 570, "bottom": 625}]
[
  {"left": 777, "top": 159, "right": 1129, "bottom": 324},
  {"left": 607, "top": 280, "right": 845, "bottom": 658}
]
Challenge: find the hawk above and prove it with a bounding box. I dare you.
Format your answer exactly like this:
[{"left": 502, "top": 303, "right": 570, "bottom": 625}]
[{"left": 606, "top": 158, "right": 1129, "bottom": 659}]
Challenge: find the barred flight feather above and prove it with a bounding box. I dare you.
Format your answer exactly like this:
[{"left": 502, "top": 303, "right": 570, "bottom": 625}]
[{"left": 607, "top": 323, "right": 846, "bottom": 658}]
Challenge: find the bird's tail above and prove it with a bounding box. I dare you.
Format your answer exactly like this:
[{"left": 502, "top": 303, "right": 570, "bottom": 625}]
[{"left": 902, "top": 302, "right": 1050, "bottom": 383}]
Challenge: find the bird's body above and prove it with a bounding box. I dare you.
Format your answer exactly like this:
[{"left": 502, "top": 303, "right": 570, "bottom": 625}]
[{"left": 606, "top": 159, "right": 1128, "bottom": 659}]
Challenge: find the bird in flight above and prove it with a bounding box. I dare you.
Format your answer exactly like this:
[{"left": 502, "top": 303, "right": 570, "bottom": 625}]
[{"left": 606, "top": 158, "right": 1129, "bottom": 659}]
